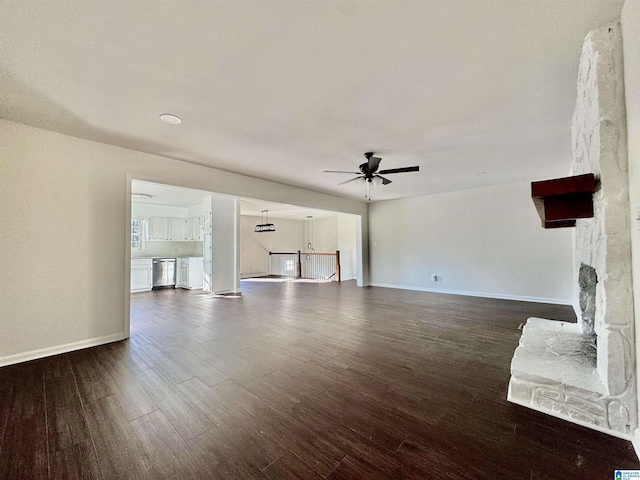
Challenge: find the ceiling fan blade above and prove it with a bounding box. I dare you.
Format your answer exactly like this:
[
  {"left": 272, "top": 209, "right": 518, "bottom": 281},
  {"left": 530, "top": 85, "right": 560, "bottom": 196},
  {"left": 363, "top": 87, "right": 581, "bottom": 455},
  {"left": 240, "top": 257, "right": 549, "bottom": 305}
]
[
  {"left": 375, "top": 175, "right": 392, "bottom": 185},
  {"left": 323, "top": 170, "right": 361, "bottom": 174},
  {"left": 338, "top": 176, "right": 363, "bottom": 185},
  {"left": 367, "top": 156, "right": 382, "bottom": 173},
  {"left": 378, "top": 166, "right": 419, "bottom": 175}
]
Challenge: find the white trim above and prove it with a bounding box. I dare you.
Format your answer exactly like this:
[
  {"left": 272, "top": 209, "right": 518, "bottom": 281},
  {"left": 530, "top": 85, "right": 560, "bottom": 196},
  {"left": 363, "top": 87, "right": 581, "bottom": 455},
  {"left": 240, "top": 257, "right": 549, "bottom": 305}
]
[
  {"left": 633, "top": 428, "right": 640, "bottom": 461},
  {"left": 0, "top": 332, "right": 126, "bottom": 368},
  {"left": 214, "top": 289, "right": 242, "bottom": 295},
  {"left": 241, "top": 272, "right": 269, "bottom": 279},
  {"left": 369, "top": 282, "right": 572, "bottom": 305},
  {"left": 572, "top": 300, "right": 581, "bottom": 322},
  {"left": 124, "top": 174, "right": 132, "bottom": 339}
]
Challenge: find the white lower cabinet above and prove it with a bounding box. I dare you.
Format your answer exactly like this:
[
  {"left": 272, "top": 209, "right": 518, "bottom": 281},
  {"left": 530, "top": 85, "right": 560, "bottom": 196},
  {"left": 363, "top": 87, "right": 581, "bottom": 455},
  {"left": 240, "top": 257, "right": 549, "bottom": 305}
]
[
  {"left": 177, "top": 257, "right": 203, "bottom": 290},
  {"left": 131, "top": 258, "right": 153, "bottom": 292}
]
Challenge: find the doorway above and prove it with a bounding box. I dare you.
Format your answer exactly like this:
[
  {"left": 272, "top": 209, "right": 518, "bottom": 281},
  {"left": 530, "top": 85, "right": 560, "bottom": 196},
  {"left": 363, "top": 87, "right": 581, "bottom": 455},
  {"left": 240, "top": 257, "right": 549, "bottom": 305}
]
[{"left": 125, "top": 178, "right": 362, "bottom": 338}]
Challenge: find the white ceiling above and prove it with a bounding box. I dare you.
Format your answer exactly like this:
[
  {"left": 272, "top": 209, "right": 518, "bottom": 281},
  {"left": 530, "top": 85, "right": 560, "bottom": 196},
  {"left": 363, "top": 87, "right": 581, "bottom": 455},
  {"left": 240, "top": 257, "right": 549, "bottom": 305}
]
[{"left": 0, "top": 1, "right": 624, "bottom": 202}]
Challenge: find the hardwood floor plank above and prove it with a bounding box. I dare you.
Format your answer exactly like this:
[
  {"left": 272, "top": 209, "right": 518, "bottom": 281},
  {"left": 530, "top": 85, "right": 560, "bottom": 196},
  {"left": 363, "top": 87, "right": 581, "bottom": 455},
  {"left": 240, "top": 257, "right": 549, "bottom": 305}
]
[
  {"left": 83, "top": 395, "right": 156, "bottom": 479},
  {"left": 134, "top": 368, "right": 213, "bottom": 440},
  {"left": 162, "top": 344, "right": 229, "bottom": 387},
  {"left": 206, "top": 351, "right": 277, "bottom": 385},
  {"left": 128, "top": 341, "right": 193, "bottom": 385},
  {"left": 43, "top": 356, "right": 92, "bottom": 453},
  {"left": 200, "top": 378, "right": 343, "bottom": 477},
  {"left": 130, "top": 410, "right": 215, "bottom": 479},
  {"left": 101, "top": 341, "right": 153, "bottom": 375},
  {"left": 262, "top": 363, "right": 407, "bottom": 452},
  {"left": 325, "top": 454, "right": 403, "bottom": 480},
  {"left": 263, "top": 452, "right": 324, "bottom": 480},
  {"left": 93, "top": 352, "right": 158, "bottom": 422},
  {"left": 187, "top": 426, "right": 269, "bottom": 480},
  {"left": 69, "top": 350, "right": 118, "bottom": 405},
  {"left": 176, "top": 378, "right": 285, "bottom": 469},
  {"left": 0, "top": 362, "right": 49, "bottom": 479},
  {"left": 49, "top": 439, "right": 102, "bottom": 480},
  {"left": 0, "top": 375, "right": 14, "bottom": 459}
]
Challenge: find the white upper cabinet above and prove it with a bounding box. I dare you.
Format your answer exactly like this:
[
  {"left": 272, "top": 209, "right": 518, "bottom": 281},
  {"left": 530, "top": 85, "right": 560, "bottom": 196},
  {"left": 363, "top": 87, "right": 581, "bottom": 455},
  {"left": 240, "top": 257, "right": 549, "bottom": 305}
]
[
  {"left": 188, "top": 215, "right": 202, "bottom": 241},
  {"left": 149, "top": 217, "right": 169, "bottom": 240},
  {"left": 169, "top": 218, "right": 187, "bottom": 241},
  {"left": 132, "top": 203, "right": 204, "bottom": 243},
  {"left": 147, "top": 217, "right": 188, "bottom": 241}
]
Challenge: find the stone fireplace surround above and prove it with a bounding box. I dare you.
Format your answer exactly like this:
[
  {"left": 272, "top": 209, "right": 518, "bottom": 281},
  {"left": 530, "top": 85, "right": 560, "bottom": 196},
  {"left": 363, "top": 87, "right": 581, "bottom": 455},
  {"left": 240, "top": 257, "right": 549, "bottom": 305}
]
[{"left": 508, "top": 22, "right": 636, "bottom": 439}]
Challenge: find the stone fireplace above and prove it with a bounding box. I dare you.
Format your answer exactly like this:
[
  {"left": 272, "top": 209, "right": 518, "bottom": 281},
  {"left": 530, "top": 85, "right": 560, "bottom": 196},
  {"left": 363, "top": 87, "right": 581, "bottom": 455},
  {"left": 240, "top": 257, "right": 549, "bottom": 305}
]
[
  {"left": 578, "top": 263, "right": 598, "bottom": 335},
  {"left": 508, "top": 22, "right": 636, "bottom": 439}
]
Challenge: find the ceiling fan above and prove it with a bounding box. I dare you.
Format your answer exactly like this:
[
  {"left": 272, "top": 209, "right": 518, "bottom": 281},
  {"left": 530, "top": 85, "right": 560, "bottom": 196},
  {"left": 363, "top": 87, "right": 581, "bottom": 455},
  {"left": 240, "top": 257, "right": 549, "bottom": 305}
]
[{"left": 324, "top": 152, "right": 419, "bottom": 187}]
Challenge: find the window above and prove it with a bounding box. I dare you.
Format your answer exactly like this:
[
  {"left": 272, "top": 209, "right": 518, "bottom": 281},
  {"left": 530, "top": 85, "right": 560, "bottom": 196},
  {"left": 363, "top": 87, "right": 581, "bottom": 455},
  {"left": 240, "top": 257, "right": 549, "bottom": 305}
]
[{"left": 132, "top": 219, "right": 141, "bottom": 250}]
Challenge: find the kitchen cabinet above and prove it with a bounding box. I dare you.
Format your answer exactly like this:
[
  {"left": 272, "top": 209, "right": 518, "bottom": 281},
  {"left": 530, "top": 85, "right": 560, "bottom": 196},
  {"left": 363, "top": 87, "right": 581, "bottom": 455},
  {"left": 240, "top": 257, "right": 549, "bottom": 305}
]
[
  {"left": 148, "top": 217, "right": 188, "bottom": 241},
  {"left": 177, "top": 257, "right": 203, "bottom": 290},
  {"left": 203, "top": 211, "right": 212, "bottom": 231},
  {"left": 148, "top": 217, "right": 169, "bottom": 240},
  {"left": 188, "top": 215, "right": 202, "bottom": 241},
  {"left": 203, "top": 231, "right": 212, "bottom": 292},
  {"left": 131, "top": 258, "right": 153, "bottom": 292},
  {"left": 170, "top": 218, "right": 187, "bottom": 241}
]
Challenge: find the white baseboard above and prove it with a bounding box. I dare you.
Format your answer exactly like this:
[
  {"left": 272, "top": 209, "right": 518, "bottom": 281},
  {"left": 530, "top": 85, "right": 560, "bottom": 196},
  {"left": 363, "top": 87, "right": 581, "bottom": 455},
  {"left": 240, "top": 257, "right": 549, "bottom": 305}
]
[
  {"left": 0, "top": 332, "right": 126, "bottom": 367},
  {"left": 369, "top": 283, "right": 572, "bottom": 305},
  {"left": 213, "top": 289, "right": 242, "bottom": 295},
  {"left": 241, "top": 272, "right": 269, "bottom": 279}
]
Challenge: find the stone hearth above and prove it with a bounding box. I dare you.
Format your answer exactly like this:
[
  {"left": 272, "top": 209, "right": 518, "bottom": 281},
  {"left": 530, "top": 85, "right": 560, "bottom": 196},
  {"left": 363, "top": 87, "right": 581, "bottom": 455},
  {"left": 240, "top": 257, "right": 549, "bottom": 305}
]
[{"left": 508, "top": 22, "right": 636, "bottom": 439}]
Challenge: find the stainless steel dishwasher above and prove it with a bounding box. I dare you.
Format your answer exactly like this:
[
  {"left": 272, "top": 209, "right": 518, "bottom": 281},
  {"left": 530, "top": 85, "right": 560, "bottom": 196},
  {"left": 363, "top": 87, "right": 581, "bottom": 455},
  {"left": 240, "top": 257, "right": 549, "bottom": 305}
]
[{"left": 152, "top": 258, "right": 176, "bottom": 289}]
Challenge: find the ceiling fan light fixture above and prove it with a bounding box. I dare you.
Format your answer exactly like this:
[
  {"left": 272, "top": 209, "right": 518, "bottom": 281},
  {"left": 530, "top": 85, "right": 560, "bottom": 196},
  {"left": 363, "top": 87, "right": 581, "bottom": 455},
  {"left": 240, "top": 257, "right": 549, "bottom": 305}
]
[{"left": 324, "top": 153, "right": 419, "bottom": 198}]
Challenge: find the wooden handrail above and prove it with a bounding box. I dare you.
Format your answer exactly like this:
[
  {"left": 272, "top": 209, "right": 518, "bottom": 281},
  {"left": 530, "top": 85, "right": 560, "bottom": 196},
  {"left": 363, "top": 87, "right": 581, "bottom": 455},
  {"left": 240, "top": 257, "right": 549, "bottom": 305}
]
[{"left": 269, "top": 250, "right": 341, "bottom": 282}]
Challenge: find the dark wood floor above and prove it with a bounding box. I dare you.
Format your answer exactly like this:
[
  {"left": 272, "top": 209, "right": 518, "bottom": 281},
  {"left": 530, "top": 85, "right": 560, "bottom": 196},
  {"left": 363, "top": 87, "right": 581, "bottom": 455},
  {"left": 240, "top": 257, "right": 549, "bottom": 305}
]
[{"left": 1, "top": 281, "right": 638, "bottom": 479}]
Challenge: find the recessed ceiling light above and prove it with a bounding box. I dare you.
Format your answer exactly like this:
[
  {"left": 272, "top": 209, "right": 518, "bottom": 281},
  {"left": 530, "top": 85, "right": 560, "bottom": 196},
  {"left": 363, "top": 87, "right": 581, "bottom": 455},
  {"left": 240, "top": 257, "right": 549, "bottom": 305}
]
[
  {"left": 132, "top": 193, "right": 153, "bottom": 199},
  {"left": 159, "top": 113, "right": 181, "bottom": 125}
]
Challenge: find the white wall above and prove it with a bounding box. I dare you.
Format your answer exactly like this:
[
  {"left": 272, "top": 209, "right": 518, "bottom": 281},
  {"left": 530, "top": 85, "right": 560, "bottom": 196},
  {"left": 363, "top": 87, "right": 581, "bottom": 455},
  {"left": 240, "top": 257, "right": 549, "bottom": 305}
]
[
  {"left": 0, "top": 119, "right": 369, "bottom": 365},
  {"left": 622, "top": 0, "right": 640, "bottom": 448},
  {"left": 310, "top": 217, "right": 338, "bottom": 252},
  {"left": 210, "top": 196, "right": 240, "bottom": 294},
  {"left": 132, "top": 203, "right": 188, "bottom": 219},
  {"left": 368, "top": 180, "right": 574, "bottom": 303},
  {"left": 240, "top": 216, "right": 304, "bottom": 277},
  {"left": 187, "top": 204, "right": 203, "bottom": 218},
  {"left": 337, "top": 214, "right": 358, "bottom": 280}
]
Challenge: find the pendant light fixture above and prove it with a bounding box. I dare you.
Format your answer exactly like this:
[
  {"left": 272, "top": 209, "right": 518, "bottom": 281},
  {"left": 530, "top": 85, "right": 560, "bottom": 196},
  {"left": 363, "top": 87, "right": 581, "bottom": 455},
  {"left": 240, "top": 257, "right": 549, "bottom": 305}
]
[
  {"left": 306, "top": 216, "right": 314, "bottom": 253},
  {"left": 254, "top": 210, "right": 276, "bottom": 232}
]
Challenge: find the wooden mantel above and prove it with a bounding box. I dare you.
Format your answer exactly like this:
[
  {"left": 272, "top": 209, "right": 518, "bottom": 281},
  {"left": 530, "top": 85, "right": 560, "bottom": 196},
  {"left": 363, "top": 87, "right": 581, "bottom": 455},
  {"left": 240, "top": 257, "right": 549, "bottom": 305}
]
[{"left": 531, "top": 173, "right": 596, "bottom": 228}]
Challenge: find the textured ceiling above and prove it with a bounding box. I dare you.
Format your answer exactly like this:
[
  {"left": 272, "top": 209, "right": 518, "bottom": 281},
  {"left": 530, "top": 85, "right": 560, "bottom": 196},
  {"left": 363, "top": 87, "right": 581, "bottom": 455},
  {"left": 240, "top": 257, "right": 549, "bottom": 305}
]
[{"left": 0, "top": 0, "right": 624, "bottom": 202}]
